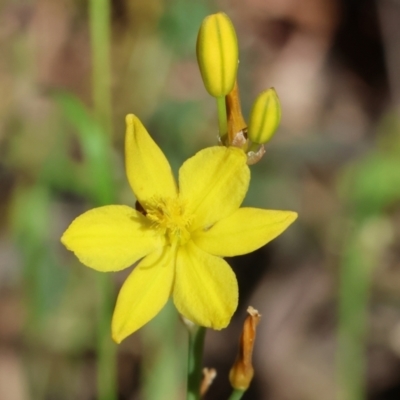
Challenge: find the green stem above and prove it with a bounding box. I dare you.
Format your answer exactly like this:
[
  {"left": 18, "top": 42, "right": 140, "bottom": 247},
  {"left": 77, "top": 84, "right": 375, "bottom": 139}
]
[
  {"left": 216, "top": 96, "right": 227, "bottom": 138},
  {"left": 336, "top": 226, "right": 376, "bottom": 400},
  {"left": 96, "top": 274, "right": 117, "bottom": 400},
  {"left": 228, "top": 389, "right": 246, "bottom": 400},
  {"left": 187, "top": 326, "right": 206, "bottom": 400},
  {"left": 89, "top": 0, "right": 112, "bottom": 137},
  {"left": 89, "top": 1, "right": 117, "bottom": 399}
]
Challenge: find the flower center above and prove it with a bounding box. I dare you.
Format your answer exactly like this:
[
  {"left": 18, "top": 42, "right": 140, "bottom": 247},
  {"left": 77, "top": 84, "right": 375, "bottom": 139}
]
[{"left": 145, "top": 198, "right": 191, "bottom": 245}]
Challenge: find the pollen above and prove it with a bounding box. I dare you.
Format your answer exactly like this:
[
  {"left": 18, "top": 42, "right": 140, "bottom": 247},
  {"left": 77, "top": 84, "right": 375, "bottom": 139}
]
[{"left": 145, "top": 198, "right": 191, "bottom": 244}]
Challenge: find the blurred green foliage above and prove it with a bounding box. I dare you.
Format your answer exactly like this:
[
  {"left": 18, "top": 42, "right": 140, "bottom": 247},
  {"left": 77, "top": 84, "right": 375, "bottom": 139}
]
[{"left": 336, "top": 112, "right": 400, "bottom": 400}]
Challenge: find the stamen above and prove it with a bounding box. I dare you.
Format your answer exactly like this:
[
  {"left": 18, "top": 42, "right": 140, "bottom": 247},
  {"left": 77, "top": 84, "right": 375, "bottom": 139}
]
[{"left": 145, "top": 198, "right": 191, "bottom": 245}]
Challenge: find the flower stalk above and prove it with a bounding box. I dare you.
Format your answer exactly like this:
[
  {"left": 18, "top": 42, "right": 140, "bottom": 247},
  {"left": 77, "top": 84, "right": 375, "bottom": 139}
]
[
  {"left": 89, "top": 0, "right": 112, "bottom": 137},
  {"left": 228, "top": 389, "right": 246, "bottom": 400},
  {"left": 187, "top": 326, "right": 206, "bottom": 400},
  {"left": 225, "top": 80, "right": 247, "bottom": 147},
  {"left": 89, "top": 0, "right": 116, "bottom": 399},
  {"left": 217, "top": 96, "right": 228, "bottom": 138}
]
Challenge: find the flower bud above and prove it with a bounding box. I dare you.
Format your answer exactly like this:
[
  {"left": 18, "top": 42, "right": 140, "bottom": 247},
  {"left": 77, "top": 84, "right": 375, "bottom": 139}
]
[
  {"left": 247, "top": 88, "right": 281, "bottom": 144},
  {"left": 196, "top": 13, "right": 238, "bottom": 97},
  {"left": 229, "top": 306, "right": 261, "bottom": 391}
]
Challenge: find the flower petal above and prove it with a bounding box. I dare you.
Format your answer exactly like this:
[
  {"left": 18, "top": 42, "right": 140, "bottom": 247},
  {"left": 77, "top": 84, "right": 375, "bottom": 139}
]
[
  {"left": 193, "top": 208, "right": 297, "bottom": 257},
  {"left": 112, "top": 247, "right": 174, "bottom": 343},
  {"left": 173, "top": 241, "right": 238, "bottom": 329},
  {"left": 179, "top": 146, "right": 249, "bottom": 230},
  {"left": 61, "top": 205, "right": 162, "bottom": 271},
  {"left": 125, "top": 114, "right": 178, "bottom": 205}
]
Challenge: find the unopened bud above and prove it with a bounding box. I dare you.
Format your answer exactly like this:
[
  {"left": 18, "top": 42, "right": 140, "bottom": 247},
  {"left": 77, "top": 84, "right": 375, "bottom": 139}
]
[
  {"left": 248, "top": 88, "right": 281, "bottom": 144},
  {"left": 229, "top": 306, "right": 261, "bottom": 391},
  {"left": 196, "top": 12, "right": 238, "bottom": 97}
]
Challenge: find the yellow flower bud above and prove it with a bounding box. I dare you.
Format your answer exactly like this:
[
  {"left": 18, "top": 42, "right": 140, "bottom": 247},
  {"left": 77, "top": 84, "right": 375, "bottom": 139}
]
[
  {"left": 247, "top": 88, "right": 281, "bottom": 144},
  {"left": 196, "top": 13, "right": 238, "bottom": 97}
]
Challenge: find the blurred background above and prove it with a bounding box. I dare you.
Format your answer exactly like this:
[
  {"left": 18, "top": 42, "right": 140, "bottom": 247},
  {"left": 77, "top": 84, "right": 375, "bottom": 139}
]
[{"left": 1, "top": 0, "right": 400, "bottom": 399}]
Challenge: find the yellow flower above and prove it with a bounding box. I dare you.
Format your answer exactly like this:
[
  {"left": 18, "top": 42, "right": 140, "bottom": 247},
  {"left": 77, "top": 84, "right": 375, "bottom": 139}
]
[{"left": 61, "top": 114, "right": 297, "bottom": 343}]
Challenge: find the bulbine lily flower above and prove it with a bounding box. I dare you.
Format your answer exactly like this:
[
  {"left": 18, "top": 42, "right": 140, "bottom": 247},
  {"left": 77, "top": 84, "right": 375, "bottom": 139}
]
[{"left": 61, "top": 114, "right": 297, "bottom": 343}]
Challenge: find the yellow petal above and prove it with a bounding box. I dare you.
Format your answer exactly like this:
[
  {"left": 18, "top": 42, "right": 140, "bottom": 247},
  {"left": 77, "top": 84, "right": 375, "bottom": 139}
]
[
  {"left": 173, "top": 241, "right": 238, "bottom": 329},
  {"left": 193, "top": 208, "right": 297, "bottom": 257},
  {"left": 61, "top": 205, "right": 162, "bottom": 271},
  {"left": 125, "top": 114, "right": 178, "bottom": 205},
  {"left": 112, "top": 247, "right": 174, "bottom": 343},
  {"left": 179, "top": 146, "right": 249, "bottom": 230}
]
